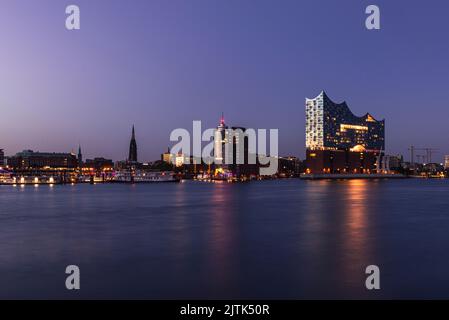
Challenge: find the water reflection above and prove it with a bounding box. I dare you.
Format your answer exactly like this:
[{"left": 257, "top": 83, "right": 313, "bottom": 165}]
[
  {"left": 207, "top": 184, "right": 237, "bottom": 293},
  {"left": 301, "top": 181, "right": 334, "bottom": 256},
  {"left": 2, "top": 179, "right": 448, "bottom": 299},
  {"left": 301, "top": 179, "right": 376, "bottom": 296},
  {"left": 171, "top": 182, "right": 191, "bottom": 268},
  {"left": 339, "top": 179, "right": 374, "bottom": 289}
]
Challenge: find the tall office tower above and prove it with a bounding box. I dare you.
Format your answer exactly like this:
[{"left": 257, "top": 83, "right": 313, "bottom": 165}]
[
  {"left": 214, "top": 114, "right": 230, "bottom": 164},
  {"left": 0, "top": 149, "right": 4, "bottom": 167},
  {"left": 444, "top": 155, "right": 449, "bottom": 169},
  {"left": 128, "top": 125, "right": 138, "bottom": 163}
]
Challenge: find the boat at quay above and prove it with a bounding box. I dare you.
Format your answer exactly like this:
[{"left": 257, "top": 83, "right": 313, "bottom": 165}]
[
  {"left": 0, "top": 169, "right": 179, "bottom": 185},
  {"left": 0, "top": 174, "right": 60, "bottom": 185},
  {"left": 112, "top": 171, "right": 180, "bottom": 183}
]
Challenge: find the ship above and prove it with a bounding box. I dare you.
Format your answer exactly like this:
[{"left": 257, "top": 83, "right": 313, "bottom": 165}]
[
  {"left": 112, "top": 170, "right": 180, "bottom": 183},
  {"left": 0, "top": 169, "right": 60, "bottom": 185}
]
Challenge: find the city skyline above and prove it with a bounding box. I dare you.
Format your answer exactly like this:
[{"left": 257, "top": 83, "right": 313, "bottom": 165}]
[{"left": 1, "top": 1, "right": 449, "bottom": 161}]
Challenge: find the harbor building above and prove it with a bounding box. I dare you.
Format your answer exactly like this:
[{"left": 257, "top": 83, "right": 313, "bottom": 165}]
[
  {"left": 445, "top": 155, "right": 449, "bottom": 169},
  {"left": 305, "top": 91, "right": 385, "bottom": 174},
  {"left": 161, "top": 149, "right": 186, "bottom": 167},
  {"left": 161, "top": 148, "right": 173, "bottom": 164},
  {"left": 85, "top": 158, "right": 114, "bottom": 172},
  {"left": 7, "top": 150, "right": 78, "bottom": 169},
  {"left": 278, "top": 156, "right": 304, "bottom": 177}
]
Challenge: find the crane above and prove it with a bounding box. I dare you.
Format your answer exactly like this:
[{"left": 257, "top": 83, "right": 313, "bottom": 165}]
[{"left": 409, "top": 146, "right": 439, "bottom": 165}]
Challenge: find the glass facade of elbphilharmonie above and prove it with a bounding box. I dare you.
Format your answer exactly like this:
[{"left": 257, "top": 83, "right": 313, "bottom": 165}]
[{"left": 306, "top": 91, "right": 385, "bottom": 152}]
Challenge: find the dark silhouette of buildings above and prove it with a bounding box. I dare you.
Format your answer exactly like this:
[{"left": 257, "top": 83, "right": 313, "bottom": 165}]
[
  {"left": 128, "top": 125, "right": 138, "bottom": 163},
  {"left": 278, "top": 156, "right": 304, "bottom": 177},
  {"left": 78, "top": 145, "right": 83, "bottom": 168},
  {"left": 0, "top": 149, "right": 4, "bottom": 167},
  {"left": 229, "top": 126, "right": 258, "bottom": 178}
]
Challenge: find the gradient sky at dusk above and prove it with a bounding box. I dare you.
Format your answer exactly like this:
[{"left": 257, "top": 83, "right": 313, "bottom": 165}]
[{"left": 1, "top": 0, "right": 449, "bottom": 162}]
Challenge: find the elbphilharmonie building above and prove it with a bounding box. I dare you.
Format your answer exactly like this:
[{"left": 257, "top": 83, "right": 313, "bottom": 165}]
[
  {"left": 305, "top": 91, "right": 385, "bottom": 174},
  {"left": 306, "top": 91, "right": 385, "bottom": 151}
]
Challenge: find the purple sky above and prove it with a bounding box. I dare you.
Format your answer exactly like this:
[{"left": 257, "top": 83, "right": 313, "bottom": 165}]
[{"left": 1, "top": 0, "right": 449, "bottom": 162}]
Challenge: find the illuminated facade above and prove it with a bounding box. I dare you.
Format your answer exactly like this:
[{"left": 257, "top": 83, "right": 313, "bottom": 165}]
[
  {"left": 85, "top": 158, "right": 114, "bottom": 172},
  {"left": 305, "top": 91, "right": 385, "bottom": 174},
  {"left": 214, "top": 114, "right": 231, "bottom": 164},
  {"left": 306, "top": 91, "right": 384, "bottom": 151},
  {"left": 7, "top": 150, "right": 78, "bottom": 169},
  {"left": 212, "top": 116, "right": 258, "bottom": 178},
  {"left": 161, "top": 148, "right": 173, "bottom": 164},
  {"left": 445, "top": 155, "right": 449, "bottom": 169}
]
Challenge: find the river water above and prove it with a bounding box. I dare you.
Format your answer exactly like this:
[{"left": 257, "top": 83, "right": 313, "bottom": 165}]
[{"left": 1, "top": 179, "right": 448, "bottom": 299}]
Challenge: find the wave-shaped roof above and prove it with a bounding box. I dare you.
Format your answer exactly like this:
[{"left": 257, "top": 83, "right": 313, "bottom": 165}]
[{"left": 307, "top": 90, "right": 384, "bottom": 123}]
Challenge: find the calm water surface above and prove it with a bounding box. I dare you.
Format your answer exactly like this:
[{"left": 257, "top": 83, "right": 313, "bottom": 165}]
[{"left": 1, "top": 179, "right": 449, "bottom": 299}]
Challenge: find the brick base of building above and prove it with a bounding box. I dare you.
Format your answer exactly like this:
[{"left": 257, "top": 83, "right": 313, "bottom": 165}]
[{"left": 306, "top": 149, "right": 382, "bottom": 174}]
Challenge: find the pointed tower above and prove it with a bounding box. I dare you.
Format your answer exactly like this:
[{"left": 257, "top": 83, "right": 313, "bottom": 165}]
[
  {"left": 128, "top": 125, "right": 138, "bottom": 162},
  {"left": 78, "top": 144, "right": 83, "bottom": 169}
]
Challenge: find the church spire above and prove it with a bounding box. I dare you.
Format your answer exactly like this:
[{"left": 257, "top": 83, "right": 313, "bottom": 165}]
[
  {"left": 77, "top": 144, "right": 83, "bottom": 168},
  {"left": 128, "top": 125, "right": 138, "bottom": 163}
]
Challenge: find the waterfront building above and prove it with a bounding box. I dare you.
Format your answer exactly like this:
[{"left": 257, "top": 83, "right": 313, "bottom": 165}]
[
  {"left": 445, "top": 155, "right": 449, "bottom": 169},
  {"left": 174, "top": 153, "right": 186, "bottom": 167},
  {"left": 229, "top": 126, "right": 258, "bottom": 179},
  {"left": 7, "top": 150, "right": 78, "bottom": 169},
  {"left": 212, "top": 116, "right": 259, "bottom": 179},
  {"left": 214, "top": 114, "right": 231, "bottom": 165},
  {"left": 85, "top": 158, "right": 114, "bottom": 172},
  {"left": 161, "top": 148, "right": 173, "bottom": 164},
  {"left": 422, "top": 163, "right": 445, "bottom": 176},
  {"left": 388, "top": 155, "right": 403, "bottom": 171},
  {"left": 305, "top": 91, "right": 385, "bottom": 174},
  {"left": 278, "top": 156, "right": 304, "bottom": 177},
  {"left": 0, "top": 149, "right": 4, "bottom": 167},
  {"left": 212, "top": 115, "right": 232, "bottom": 178},
  {"left": 161, "top": 148, "right": 186, "bottom": 167},
  {"left": 128, "top": 125, "right": 138, "bottom": 163}
]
